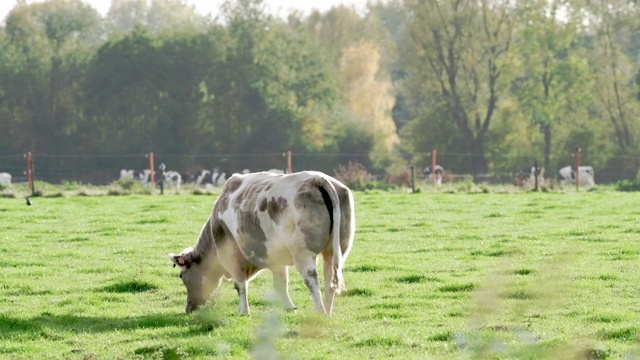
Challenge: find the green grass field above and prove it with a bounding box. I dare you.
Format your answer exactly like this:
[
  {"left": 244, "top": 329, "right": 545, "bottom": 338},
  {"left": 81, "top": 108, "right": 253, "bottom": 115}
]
[{"left": 1, "top": 190, "right": 639, "bottom": 359}]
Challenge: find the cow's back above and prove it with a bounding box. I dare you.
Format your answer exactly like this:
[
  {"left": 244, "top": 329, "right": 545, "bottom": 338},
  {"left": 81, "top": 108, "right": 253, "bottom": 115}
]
[{"left": 212, "top": 171, "right": 335, "bottom": 268}]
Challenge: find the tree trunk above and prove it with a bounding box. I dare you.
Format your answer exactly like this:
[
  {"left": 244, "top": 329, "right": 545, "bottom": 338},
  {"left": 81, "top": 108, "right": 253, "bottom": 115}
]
[
  {"left": 470, "top": 138, "right": 489, "bottom": 182},
  {"left": 543, "top": 123, "right": 551, "bottom": 179}
]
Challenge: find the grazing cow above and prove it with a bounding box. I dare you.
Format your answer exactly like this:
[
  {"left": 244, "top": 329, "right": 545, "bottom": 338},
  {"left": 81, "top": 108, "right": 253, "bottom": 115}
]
[
  {"left": 163, "top": 171, "right": 183, "bottom": 189},
  {"left": 515, "top": 166, "right": 543, "bottom": 187},
  {"left": 194, "top": 170, "right": 213, "bottom": 186},
  {"left": 559, "top": 165, "right": 595, "bottom": 187},
  {"left": 119, "top": 169, "right": 136, "bottom": 181},
  {"left": 211, "top": 168, "right": 227, "bottom": 187},
  {"left": 138, "top": 169, "right": 152, "bottom": 186},
  {"left": 169, "top": 171, "right": 355, "bottom": 315},
  {"left": 0, "top": 172, "right": 11, "bottom": 186},
  {"left": 423, "top": 165, "right": 444, "bottom": 185}
]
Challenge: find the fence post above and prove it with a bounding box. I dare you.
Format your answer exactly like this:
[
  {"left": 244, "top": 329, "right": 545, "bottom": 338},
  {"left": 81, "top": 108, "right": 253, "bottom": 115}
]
[
  {"left": 286, "top": 151, "right": 292, "bottom": 174},
  {"left": 158, "top": 162, "right": 165, "bottom": 195},
  {"left": 575, "top": 148, "right": 581, "bottom": 191},
  {"left": 534, "top": 159, "right": 539, "bottom": 192},
  {"left": 431, "top": 149, "right": 437, "bottom": 186},
  {"left": 25, "top": 151, "right": 34, "bottom": 195},
  {"left": 410, "top": 165, "right": 415, "bottom": 193},
  {"left": 149, "top": 152, "right": 155, "bottom": 189}
]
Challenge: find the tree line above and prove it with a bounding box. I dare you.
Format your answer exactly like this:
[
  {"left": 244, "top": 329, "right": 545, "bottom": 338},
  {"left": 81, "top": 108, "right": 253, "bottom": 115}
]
[{"left": 1, "top": 0, "right": 639, "bottom": 182}]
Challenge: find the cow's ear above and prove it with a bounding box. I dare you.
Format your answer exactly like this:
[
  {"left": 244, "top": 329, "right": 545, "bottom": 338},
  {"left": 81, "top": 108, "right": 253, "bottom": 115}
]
[{"left": 169, "top": 253, "right": 187, "bottom": 268}]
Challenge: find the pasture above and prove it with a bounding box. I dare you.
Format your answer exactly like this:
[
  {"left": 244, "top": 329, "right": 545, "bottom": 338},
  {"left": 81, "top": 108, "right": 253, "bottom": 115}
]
[{"left": 0, "top": 190, "right": 639, "bottom": 359}]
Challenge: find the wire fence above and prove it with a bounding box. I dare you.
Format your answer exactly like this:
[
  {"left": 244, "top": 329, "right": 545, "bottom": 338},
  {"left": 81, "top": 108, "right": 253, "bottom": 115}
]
[{"left": 0, "top": 151, "right": 638, "bottom": 186}]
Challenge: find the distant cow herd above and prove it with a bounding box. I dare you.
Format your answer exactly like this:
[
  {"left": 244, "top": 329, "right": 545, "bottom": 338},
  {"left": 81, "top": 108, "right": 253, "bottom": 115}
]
[
  {"left": 118, "top": 166, "right": 284, "bottom": 189},
  {"left": 0, "top": 165, "right": 598, "bottom": 189},
  {"left": 420, "top": 164, "right": 596, "bottom": 188},
  {"left": 514, "top": 165, "right": 595, "bottom": 188}
]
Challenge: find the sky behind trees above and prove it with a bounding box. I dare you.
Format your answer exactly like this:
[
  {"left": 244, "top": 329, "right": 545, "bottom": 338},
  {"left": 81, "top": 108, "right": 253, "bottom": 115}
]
[{"left": 0, "top": 0, "right": 371, "bottom": 22}]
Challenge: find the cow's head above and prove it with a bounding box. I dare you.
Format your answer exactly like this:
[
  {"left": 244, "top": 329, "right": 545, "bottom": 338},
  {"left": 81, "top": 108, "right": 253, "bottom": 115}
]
[{"left": 169, "top": 247, "right": 207, "bottom": 313}]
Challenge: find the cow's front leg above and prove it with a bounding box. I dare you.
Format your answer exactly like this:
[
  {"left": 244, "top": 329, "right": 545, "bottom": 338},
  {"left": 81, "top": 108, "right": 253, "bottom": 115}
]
[
  {"left": 234, "top": 280, "right": 250, "bottom": 315},
  {"left": 272, "top": 267, "right": 296, "bottom": 311},
  {"left": 294, "top": 255, "right": 326, "bottom": 314}
]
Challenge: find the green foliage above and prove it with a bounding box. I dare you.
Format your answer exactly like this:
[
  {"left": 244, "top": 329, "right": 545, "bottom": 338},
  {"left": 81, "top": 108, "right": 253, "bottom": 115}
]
[
  {"left": 333, "top": 162, "right": 375, "bottom": 191},
  {"left": 1, "top": 0, "right": 640, "bottom": 182},
  {"left": 615, "top": 180, "right": 640, "bottom": 192}
]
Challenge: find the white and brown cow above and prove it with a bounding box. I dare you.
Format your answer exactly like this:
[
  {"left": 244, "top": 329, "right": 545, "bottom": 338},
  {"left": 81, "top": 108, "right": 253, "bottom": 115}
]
[{"left": 170, "top": 171, "right": 355, "bottom": 315}]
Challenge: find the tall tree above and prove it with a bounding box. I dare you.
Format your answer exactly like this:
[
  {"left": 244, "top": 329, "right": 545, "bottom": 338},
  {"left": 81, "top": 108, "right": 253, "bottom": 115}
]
[
  {"left": 2, "top": 0, "right": 101, "bottom": 153},
  {"left": 514, "top": 0, "right": 591, "bottom": 176},
  {"left": 581, "top": 0, "right": 640, "bottom": 161},
  {"left": 304, "top": 5, "right": 401, "bottom": 172},
  {"left": 82, "top": 26, "right": 166, "bottom": 153},
  {"left": 339, "top": 41, "right": 399, "bottom": 169},
  {"left": 403, "top": 0, "right": 515, "bottom": 177}
]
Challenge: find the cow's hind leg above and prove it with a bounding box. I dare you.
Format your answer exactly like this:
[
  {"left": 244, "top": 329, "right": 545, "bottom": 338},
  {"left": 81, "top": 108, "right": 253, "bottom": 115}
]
[
  {"left": 322, "top": 251, "right": 336, "bottom": 316},
  {"left": 272, "top": 266, "right": 296, "bottom": 311},
  {"left": 293, "top": 254, "right": 326, "bottom": 314}
]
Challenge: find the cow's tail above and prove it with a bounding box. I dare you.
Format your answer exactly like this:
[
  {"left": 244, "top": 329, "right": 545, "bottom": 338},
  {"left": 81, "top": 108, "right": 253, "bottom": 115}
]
[{"left": 317, "top": 176, "right": 346, "bottom": 294}]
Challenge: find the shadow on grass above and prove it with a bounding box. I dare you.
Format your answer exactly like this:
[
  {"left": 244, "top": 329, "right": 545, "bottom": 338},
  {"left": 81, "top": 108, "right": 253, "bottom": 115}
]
[{"left": 0, "top": 312, "right": 189, "bottom": 338}]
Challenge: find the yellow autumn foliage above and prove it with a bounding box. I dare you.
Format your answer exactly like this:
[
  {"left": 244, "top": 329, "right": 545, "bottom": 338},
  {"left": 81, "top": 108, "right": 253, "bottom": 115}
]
[{"left": 339, "top": 41, "right": 399, "bottom": 155}]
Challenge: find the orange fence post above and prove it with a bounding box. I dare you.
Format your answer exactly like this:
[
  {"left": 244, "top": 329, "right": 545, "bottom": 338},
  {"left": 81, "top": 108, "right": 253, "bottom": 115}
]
[
  {"left": 26, "top": 151, "right": 34, "bottom": 195},
  {"left": 431, "top": 149, "right": 437, "bottom": 186},
  {"left": 575, "top": 148, "right": 580, "bottom": 191},
  {"left": 149, "top": 152, "right": 155, "bottom": 189}
]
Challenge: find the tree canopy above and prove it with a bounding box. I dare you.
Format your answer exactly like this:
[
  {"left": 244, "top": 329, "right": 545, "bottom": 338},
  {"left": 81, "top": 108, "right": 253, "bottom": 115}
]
[{"left": 1, "top": 0, "right": 639, "bottom": 182}]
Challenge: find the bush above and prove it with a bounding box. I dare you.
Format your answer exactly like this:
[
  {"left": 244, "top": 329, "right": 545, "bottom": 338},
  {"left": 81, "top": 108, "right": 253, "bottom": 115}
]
[
  {"left": 385, "top": 167, "right": 411, "bottom": 187},
  {"left": 113, "top": 179, "right": 137, "bottom": 190},
  {"left": 334, "top": 162, "right": 375, "bottom": 191},
  {"left": 61, "top": 181, "right": 84, "bottom": 191},
  {"left": 615, "top": 180, "right": 640, "bottom": 192}
]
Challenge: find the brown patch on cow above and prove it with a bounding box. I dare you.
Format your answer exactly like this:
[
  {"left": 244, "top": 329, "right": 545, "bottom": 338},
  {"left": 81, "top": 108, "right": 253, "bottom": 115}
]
[
  {"left": 294, "top": 182, "right": 331, "bottom": 253},
  {"left": 259, "top": 198, "right": 268, "bottom": 212},
  {"left": 212, "top": 218, "right": 228, "bottom": 248},
  {"left": 214, "top": 192, "right": 231, "bottom": 215},
  {"left": 235, "top": 180, "right": 262, "bottom": 211},
  {"left": 236, "top": 209, "right": 269, "bottom": 266},
  {"left": 225, "top": 176, "right": 243, "bottom": 193},
  {"left": 215, "top": 177, "right": 244, "bottom": 215},
  {"left": 267, "top": 197, "right": 288, "bottom": 224},
  {"left": 304, "top": 268, "right": 319, "bottom": 289}
]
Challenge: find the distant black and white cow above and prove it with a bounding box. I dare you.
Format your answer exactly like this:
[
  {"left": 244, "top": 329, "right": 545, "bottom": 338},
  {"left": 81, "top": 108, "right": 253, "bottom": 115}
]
[
  {"left": 559, "top": 165, "right": 595, "bottom": 187},
  {"left": 0, "top": 172, "right": 11, "bottom": 186},
  {"left": 194, "top": 170, "right": 213, "bottom": 186},
  {"left": 163, "top": 171, "right": 182, "bottom": 189},
  {"left": 211, "top": 168, "right": 227, "bottom": 187},
  {"left": 515, "top": 166, "right": 543, "bottom": 187},
  {"left": 423, "top": 165, "right": 444, "bottom": 185},
  {"left": 119, "top": 169, "right": 136, "bottom": 181},
  {"left": 170, "top": 171, "right": 355, "bottom": 315},
  {"left": 138, "top": 169, "right": 152, "bottom": 186}
]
